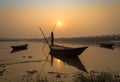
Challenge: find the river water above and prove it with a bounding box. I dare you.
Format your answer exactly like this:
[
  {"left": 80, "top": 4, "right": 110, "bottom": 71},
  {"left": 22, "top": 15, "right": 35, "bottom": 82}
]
[{"left": 0, "top": 41, "right": 120, "bottom": 82}]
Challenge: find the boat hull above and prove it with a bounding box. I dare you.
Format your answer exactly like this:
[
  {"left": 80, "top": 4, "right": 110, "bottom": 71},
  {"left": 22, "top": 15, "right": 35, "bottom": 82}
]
[
  {"left": 100, "top": 43, "right": 114, "bottom": 49},
  {"left": 11, "top": 44, "right": 28, "bottom": 51},
  {"left": 49, "top": 44, "right": 88, "bottom": 56}
]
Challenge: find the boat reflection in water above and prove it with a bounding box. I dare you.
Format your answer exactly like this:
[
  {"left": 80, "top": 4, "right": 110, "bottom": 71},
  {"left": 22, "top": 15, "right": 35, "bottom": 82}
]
[
  {"left": 10, "top": 48, "right": 28, "bottom": 53},
  {"left": 49, "top": 51, "right": 87, "bottom": 73}
]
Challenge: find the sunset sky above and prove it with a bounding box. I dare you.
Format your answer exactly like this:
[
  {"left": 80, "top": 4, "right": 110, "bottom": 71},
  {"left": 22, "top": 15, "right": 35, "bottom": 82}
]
[{"left": 0, "top": 0, "right": 120, "bottom": 38}]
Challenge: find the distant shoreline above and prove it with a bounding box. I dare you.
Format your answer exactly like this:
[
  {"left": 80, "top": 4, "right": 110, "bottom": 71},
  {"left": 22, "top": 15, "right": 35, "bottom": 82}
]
[{"left": 0, "top": 34, "right": 120, "bottom": 42}]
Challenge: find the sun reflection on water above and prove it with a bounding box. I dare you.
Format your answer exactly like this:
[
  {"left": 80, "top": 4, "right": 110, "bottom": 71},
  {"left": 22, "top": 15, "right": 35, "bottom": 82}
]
[
  {"left": 54, "top": 59, "right": 63, "bottom": 70},
  {"left": 56, "top": 59, "right": 61, "bottom": 63}
]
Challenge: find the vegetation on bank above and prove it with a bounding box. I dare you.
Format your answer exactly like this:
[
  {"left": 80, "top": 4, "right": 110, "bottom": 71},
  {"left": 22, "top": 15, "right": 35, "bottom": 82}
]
[{"left": 0, "top": 69, "right": 120, "bottom": 82}]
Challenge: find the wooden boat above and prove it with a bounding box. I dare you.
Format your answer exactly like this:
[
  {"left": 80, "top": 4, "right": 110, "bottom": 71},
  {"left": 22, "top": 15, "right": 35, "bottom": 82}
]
[
  {"left": 100, "top": 43, "right": 114, "bottom": 49},
  {"left": 49, "top": 44, "right": 88, "bottom": 56},
  {"left": 11, "top": 44, "right": 28, "bottom": 51},
  {"left": 39, "top": 27, "right": 88, "bottom": 56}
]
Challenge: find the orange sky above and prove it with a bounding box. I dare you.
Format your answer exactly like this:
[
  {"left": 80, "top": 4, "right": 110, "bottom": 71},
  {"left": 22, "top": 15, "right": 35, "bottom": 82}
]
[{"left": 0, "top": 1, "right": 120, "bottom": 38}]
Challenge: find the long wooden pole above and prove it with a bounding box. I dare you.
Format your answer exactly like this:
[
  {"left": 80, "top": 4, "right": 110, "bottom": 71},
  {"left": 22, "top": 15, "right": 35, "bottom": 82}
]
[
  {"left": 39, "top": 27, "right": 49, "bottom": 46},
  {"left": 51, "top": 23, "right": 57, "bottom": 32}
]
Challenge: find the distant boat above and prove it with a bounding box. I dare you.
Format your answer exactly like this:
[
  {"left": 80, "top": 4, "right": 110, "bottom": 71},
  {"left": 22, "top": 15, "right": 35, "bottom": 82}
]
[
  {"left": 10, "top": 44, "right": 28, "bottom": 53},
  {"left": 100, "top": 43, "right": 114, "bottom": 49},
  {"left": 49, "top": 44, "right": 88, "bottom": 56}
]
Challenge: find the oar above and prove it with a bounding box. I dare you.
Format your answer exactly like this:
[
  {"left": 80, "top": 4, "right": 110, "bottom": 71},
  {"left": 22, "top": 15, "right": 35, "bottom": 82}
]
[{"left": 39, "top": 27, "right": 50, "bottom": 46}]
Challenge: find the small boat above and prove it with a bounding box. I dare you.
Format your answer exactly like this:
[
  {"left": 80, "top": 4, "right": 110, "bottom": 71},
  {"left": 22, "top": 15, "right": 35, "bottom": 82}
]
[
  {"left": 11, "top": 44, "right": 28, "bottom": 50},
  {"left": 49, "top": 44, "right": 88, "bottom": 56},
  {"left": 100, "top": 43, "right": 114, "bottom": 49},
  {"left": 10, "top": 44, "right": 28, "bottom": 53}
]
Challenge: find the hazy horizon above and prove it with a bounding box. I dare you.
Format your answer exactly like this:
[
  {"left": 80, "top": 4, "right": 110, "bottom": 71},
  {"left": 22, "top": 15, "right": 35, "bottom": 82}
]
[{"left": 0, "top": 0, "right": 120, "bottom": 38}]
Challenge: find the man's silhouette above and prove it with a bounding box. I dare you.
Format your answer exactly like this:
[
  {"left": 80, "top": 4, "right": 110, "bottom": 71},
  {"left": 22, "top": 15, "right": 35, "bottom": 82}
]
[{"left": 51, "top": 32, "right": 54, "bottom": 45}]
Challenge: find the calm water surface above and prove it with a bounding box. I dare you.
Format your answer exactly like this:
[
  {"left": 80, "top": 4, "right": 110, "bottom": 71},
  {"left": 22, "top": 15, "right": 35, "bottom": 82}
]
[{"left": 0, "top": 41, "right": 120, "bottom": 82}]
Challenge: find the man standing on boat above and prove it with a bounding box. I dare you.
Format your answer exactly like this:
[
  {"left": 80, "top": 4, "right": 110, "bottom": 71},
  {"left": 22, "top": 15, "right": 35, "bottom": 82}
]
[
  {"left": 50, "top": 21, "right": 62, "bottom": 45},
  {"left": 51, "top": 32, "right": 54, "bottom": 45}
]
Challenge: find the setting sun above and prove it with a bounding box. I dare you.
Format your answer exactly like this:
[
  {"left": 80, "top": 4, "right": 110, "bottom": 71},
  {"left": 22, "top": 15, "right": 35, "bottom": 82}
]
[{"left": 57, "top": 21, "right": 62, "bottom": 26}]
